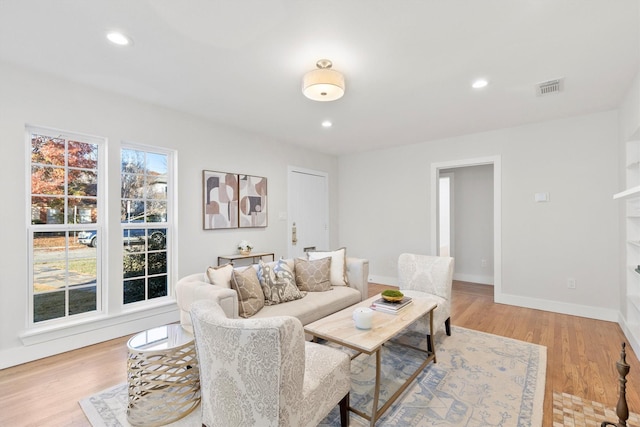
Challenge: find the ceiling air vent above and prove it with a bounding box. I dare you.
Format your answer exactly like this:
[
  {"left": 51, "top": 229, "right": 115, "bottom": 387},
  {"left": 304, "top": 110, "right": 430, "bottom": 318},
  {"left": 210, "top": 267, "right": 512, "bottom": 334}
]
[{"left": 535, "top": 78, "right": 564, "bottom": 96}]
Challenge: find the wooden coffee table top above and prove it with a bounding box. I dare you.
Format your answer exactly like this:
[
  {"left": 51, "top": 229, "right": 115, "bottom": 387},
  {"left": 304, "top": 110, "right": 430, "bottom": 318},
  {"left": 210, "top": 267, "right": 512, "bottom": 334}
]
[{"left": 304, "top": 293, "right": 438, "bottom": 354}]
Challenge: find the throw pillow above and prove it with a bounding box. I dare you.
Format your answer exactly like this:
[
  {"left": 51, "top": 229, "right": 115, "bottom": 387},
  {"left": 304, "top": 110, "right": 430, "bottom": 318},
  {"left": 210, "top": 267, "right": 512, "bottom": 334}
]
[
  {"left": 230, "top": 266, "right": 265, "bottom": 318},
  {"left": 294, "top": 257, "right": 332, "bottom": 292},
  {"left": 307, "top": 247, "right": 349, "bottom": 286},
  {"left": 258, "top": 259, "right": 306, "bottom": 305},
  {"left": 206, "top": 263, "right": 234, "bottom": 288}
]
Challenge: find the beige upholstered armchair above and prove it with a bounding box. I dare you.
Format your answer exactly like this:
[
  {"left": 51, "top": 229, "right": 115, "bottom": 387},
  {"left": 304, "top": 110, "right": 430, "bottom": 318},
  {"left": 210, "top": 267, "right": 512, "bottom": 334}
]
[
  {"left": 190, "top": 299, "right": 351, "bottom": 427},
  {"left": 397, "top": 253, "right": 454, "bottom": 343}
]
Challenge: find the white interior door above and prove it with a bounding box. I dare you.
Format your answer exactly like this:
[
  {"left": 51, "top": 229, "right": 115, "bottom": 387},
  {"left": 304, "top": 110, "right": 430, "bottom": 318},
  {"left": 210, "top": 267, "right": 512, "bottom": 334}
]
[{"left": 288, "top": 167, "right": 329, "bottom": 259}]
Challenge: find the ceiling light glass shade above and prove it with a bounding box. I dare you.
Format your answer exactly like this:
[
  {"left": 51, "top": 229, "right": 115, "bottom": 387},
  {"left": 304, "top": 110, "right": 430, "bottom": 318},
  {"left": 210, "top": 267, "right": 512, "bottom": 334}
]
[
  {"left": 302, "top": 60, "right": 345, "bottom": 102},
  {"left": 106, "top": 31, "right": 131, "bottom": 46},
  {"left": 472, "top": 79, "right": 488, "bottom": 89}
]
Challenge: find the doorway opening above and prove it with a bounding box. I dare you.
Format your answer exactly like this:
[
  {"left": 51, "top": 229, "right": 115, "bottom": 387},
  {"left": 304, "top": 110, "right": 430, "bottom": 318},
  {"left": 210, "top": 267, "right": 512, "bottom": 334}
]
[
  {"left": 438, "top": 172, "right": 454, "bottom": 257},
  {"left": 430, "top": 156, "right": 501, "bottom": 300}
]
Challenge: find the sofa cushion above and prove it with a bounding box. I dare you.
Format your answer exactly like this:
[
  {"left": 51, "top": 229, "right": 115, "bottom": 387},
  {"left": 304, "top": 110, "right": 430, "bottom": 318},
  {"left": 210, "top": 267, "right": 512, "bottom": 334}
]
[
  {"left": 258, "top": 259, "right": 306, "bottom": 306},
  {"left": 230, "top": 266, "right": 264, "bottom": 318},
  {"left": 308, "top": 247, "right": 349, "bottom": 286},
  {"left": 251, "top": 285, "right": 361, "bottom": 325},
  {"left": 206, "top": 263, "right": 233, "bottom": 288},
  {"left": 294, "top": 257, "right": 331, "bottom": 292}
]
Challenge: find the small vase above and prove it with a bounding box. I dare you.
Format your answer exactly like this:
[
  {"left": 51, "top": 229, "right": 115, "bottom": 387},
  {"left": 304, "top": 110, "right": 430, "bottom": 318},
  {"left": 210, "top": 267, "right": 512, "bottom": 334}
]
[{"left": 239, "top": 249, "right": 251, "bottom": 255}]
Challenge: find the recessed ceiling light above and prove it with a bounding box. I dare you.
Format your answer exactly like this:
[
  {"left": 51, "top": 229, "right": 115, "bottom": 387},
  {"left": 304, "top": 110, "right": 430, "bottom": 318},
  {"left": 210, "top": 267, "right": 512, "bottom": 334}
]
[
  {"left": 472, "top": 79, "right": 489, "bottom": 89},
  {"left": 106, "top": 31, "right": 132, "bottom": 46},
  {"left": 321, "top": 120, "right": 333, "bottom": 128}
]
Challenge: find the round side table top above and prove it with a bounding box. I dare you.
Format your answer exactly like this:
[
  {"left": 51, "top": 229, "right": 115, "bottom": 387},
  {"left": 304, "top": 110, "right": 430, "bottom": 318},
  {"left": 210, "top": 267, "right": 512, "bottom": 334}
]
[{"left": 127, "top": 324, "right": 193, "bottom": 352}]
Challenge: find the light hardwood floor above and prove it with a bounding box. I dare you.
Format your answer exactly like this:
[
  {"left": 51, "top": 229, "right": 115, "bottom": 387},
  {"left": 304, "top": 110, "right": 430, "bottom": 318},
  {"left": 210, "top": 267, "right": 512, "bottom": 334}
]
[{"left": 1, "top": 281, "right": 638, "bottom": 426}]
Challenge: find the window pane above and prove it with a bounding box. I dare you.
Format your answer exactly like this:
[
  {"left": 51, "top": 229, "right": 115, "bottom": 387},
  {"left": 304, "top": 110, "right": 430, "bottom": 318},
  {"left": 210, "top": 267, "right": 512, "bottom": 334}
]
[
  {"left": 147, "top": 175, "right": 167, "bottom": 200},
  {"left": 124, "top": 279, "right": 145, "bottom": 304},
  {"left": 31, "top": 196, "right": 65, "bottom": 224},
  {"left": 121, "top": 200, "right": 145, "bottom": 223},
  {"left": 68, "top": 169, "right": 97, "bottom": 196},
  {"left": 121, "top": 149, "right": 145, "bottom": 174},
  {"left": 31, "top": 165, "right": 65, "bottom": 195},
  {"left": 148, "top": 228, "right": 167, "bottom": 250},
  {"left": 68, "top": 140, "right": 98, "bottom": 169},
  {"left": 31, "top": 135, "right": 65, "bottom": 166},
  {"left": 123, "top": 253, "right": 145, "bottom": 278},
  {"left": 33, "top": 231, "right": 66, "bottom": 296},
  {"left": 69, "top": 287, "right": 97, "bottom": 315},
  {"left": 123, "top": 228, "right": 146, "bottom": 247},
  {"left": 146, "top": 153, "right": 167, "bottom": 175},
  {"left": 121, "top": 173, "right": 144, "bottom": 199},
  {"left": 149, "top": 276, "right": 167, "bottom": 299},
  {"left": 148, "top": 252, "right": 167, "bottom": 275},
  {"left": 68, "top": 198, "right": 97, "bottom": 224},
  {"left": 34, "top": 291, "right": 65, "bottom": 322},
  {"left": 147, "top": 201, "right": 167, "bottom": 222}
]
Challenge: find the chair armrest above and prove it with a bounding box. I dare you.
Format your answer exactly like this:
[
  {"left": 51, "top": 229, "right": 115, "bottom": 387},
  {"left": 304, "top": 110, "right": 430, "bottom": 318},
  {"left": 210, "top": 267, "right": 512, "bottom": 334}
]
[
  {"left": 346, "top": 257, "right": 369, "bottom": 301},
  {"left": 176, "top": 276, "right": 238, "bottom": 333}
]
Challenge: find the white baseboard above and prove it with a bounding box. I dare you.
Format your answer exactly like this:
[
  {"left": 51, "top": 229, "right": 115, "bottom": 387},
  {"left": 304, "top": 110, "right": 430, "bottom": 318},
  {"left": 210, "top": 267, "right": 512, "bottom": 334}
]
[
  {"left": 617, "top": 314, "right": 640, "bottom": 360},
  {"left": 453, "top": 273, "right": 493, "bottom": 285},
  {"left": 495, "top": 292, "right": 619, "bottom": 323}
]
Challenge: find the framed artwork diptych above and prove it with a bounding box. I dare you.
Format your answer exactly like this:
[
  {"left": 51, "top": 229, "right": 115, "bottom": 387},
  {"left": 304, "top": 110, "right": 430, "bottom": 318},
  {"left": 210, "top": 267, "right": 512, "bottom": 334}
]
[{"left": 202, "top": 171, "right": 267, "bottom": 229}]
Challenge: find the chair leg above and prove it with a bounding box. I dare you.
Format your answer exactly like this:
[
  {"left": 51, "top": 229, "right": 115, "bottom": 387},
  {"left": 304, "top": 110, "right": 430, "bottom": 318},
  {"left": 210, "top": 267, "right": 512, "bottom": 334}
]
[
  {"left": 445, "top": 317, "right": 451, "bottom": 336},
  {"left": 339, "top": 392, "right": 350, "bottom": 427}
]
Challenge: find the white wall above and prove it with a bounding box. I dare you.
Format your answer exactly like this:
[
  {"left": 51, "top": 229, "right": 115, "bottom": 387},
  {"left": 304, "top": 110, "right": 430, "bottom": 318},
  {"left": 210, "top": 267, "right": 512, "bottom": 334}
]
[
  {"left": 441, "top": 165, "right": 494, "bottom": 285},
  {"left": 339, "top": 111, "right": 620, "bottom": 321},
  {"left": 0, "top": 61, "right": 339, "bottom": 368}
]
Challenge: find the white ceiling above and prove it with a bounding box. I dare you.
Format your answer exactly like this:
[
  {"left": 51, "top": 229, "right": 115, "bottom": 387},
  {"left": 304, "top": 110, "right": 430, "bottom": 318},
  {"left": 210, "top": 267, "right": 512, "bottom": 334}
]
[{"left": 1, "top": 0, "right": 638, "bottom": 155}]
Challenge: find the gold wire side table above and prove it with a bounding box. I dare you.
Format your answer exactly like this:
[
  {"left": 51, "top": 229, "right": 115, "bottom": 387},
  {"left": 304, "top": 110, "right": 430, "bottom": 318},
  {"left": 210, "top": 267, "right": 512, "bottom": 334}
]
[{"left": 126, "top": 324, "right": 200, "bottom": 426}]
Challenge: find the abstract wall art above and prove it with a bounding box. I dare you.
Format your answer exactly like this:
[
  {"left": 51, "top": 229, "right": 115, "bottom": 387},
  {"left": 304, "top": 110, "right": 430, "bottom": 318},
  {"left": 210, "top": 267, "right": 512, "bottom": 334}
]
[
  {"left": 203, "top": 170, "right": 239, "bottom": 229},
  {"left": 239, "top": 174, "right": 268, "bottom": 228}
]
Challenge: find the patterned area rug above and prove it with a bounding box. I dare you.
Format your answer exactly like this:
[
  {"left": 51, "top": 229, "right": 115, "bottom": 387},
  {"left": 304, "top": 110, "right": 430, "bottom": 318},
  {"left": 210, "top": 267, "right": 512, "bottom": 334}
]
[
  {"left": 552, "top": 391, "right": 640, "bottom": 427},
  {"left": 80, "top": 326, "right": 546, "bottom": 427}
]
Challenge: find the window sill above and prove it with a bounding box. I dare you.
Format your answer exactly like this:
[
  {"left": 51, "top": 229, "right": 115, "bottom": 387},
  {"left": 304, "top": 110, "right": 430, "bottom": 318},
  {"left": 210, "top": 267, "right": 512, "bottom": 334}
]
[{"left": 20, "top": 299, "right": 178, "bottom": 346}]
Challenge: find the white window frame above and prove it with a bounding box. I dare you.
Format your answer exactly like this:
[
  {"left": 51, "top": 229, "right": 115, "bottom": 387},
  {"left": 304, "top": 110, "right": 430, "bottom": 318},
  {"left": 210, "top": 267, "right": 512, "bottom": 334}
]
[
  {"left": 120, "top": 141, "right": 176, "bottom": 308},
  {"left": 26, "top": 124, "right": 106, "bottom": 328}
]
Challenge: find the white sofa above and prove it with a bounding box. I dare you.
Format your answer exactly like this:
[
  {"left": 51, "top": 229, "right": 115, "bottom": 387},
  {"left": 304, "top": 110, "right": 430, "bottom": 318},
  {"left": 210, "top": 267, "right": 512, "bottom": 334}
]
[{"left": 176, "top": 257, "right": 369, "bottom": 333}]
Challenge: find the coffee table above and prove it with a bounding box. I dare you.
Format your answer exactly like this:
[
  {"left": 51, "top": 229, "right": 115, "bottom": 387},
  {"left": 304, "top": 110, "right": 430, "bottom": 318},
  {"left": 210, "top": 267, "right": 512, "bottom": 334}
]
[
  {"left": 304, "top": 293, "right": 438, "bottom": 426},
  {"left": 126, "top": 324, "right": 201, "bottom": 426}
]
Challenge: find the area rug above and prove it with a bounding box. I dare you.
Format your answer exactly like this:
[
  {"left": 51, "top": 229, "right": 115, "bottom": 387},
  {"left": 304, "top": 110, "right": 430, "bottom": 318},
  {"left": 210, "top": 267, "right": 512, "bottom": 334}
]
[
  {"left": 552, "top": 391, "right": 640, "bottom": 426},
  {"left": 80, "top": 326, "right": 546, "bottom": 426}
]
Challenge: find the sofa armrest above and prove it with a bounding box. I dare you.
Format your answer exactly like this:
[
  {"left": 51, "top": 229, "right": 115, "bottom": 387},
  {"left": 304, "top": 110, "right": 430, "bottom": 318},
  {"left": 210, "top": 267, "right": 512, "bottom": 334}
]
[
  {"left": 176, "top": 275, "right": 238, "bottom": 333},
  {"left": 346, "top": 257, "right": 369, "bottom": 301}
]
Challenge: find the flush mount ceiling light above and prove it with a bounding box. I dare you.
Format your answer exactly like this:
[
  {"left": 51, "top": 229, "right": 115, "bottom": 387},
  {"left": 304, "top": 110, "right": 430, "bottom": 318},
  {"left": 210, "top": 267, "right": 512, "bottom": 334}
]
[
  {"left": 106, "top": 31, "right": 132, "bottom": 46},
  {"left": 302, "top": 59, "right": 345, "bottom": 102},
  {"left": 472, "top": 78, "right": 489, "bottom": 89},
  {"left": 321, "top": 120, "right": 333, "bottom": 128}
]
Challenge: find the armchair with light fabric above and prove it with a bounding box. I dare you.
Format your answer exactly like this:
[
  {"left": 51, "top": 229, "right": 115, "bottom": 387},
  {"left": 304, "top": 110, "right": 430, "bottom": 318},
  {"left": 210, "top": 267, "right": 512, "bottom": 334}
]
[
  {"left": 397, "top": 253, "right": 454, "bottom": 350},
  {"left": 190, "top": 299, "right": 351, "bottom": 427}
]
